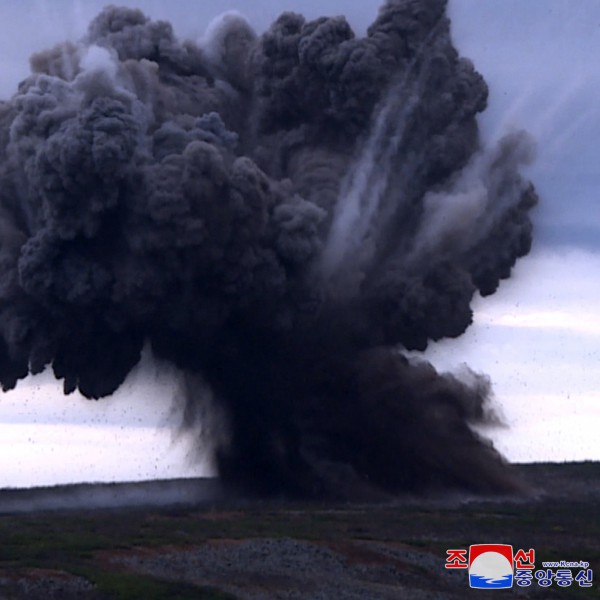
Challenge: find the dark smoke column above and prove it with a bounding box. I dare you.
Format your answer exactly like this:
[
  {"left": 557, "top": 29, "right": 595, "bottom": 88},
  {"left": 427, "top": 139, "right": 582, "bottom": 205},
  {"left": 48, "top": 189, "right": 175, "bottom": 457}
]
[{"left": 0, "top": 0, "right": 537, "bottom": 496}]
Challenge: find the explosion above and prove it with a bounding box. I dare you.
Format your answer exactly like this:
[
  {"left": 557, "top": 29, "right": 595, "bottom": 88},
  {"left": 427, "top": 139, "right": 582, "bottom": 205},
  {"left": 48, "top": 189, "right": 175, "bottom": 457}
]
[{"left": 0, "top": 0, "right": 537, "bottom": 496}]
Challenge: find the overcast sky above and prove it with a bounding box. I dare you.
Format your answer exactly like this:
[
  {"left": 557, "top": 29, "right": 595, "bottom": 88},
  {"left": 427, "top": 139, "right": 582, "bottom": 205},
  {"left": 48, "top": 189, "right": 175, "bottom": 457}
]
[
  {"left": 0, "top": 0, "right": 598, "bottom": 487},
  {"left": 1, "top": 1, "right": 597, "bottom": 249}
]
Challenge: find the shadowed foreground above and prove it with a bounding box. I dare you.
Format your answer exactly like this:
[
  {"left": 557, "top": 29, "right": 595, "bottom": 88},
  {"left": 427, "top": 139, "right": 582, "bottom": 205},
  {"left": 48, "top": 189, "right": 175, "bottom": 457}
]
[{"left": 0, "top": 462, "right": 598, "bottom": 599}]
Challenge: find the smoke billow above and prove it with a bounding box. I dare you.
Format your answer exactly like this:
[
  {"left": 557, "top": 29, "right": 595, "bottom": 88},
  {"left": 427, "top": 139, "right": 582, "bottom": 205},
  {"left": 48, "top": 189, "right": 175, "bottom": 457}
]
[{"left": 0, "top": 0, "right": 537, "bottom": 496}]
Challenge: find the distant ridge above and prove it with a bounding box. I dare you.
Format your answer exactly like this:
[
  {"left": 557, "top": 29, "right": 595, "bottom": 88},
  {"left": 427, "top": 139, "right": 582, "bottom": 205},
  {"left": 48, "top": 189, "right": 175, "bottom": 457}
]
[
  {"left": 1, "top": 462, "right": 599, "bottom": 515},
  {"left": 0, "top": 477, "right": 224, "bottom": 514}
]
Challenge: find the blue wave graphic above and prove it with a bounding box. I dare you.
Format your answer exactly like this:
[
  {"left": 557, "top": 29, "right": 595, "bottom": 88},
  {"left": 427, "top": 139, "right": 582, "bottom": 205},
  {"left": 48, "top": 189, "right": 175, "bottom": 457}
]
[{"left": 470, "top": 574, "right": 513, "bottom": 589}]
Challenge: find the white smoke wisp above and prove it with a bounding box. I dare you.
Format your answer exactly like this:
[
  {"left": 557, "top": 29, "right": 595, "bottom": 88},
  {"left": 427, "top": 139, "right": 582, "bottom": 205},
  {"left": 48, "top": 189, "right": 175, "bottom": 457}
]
[
  {"left": 79, "top": 45, "right": 118, "bottom": 80},
  {"left": 417, "top": 181, "right": 488, "bottom": 257},
  {"left": 199, "top": 10, "right": 256, "bottom": 91},
  {"left": 318, "top": 25, "right": 447, "bottom": 295},
  {"left": 319, "top": 70, "right": 422, "bottom": 292},
  {"left": 201, "top": 11, "right": 250, "bottom": 62},
  {"left": 407, "top": 131, "right": 536, "bottom": 267}
]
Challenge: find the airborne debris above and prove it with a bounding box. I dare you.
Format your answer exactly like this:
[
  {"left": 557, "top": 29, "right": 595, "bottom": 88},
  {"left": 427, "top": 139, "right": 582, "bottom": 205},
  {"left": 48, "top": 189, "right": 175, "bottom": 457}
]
[{"left": 0, "top": 0, "right": 537, "bottom": 496}]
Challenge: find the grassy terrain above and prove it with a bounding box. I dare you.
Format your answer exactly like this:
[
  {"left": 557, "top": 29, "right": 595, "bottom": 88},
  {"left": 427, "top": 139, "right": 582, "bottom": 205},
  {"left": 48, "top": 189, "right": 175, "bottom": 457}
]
[{"left": 0, "top": 463, "right": 599, "bottom": 599}]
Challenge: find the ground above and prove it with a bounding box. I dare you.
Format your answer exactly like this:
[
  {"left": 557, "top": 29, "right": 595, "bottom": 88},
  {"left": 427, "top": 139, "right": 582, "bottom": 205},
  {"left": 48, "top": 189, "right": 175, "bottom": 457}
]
[{"left": 0, "top": 463, "right": 599, "bottom": 599}]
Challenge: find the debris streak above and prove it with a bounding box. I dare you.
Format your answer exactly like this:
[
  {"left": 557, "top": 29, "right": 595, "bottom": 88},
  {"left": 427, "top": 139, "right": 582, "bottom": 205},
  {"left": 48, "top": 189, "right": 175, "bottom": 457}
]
[{"left": 0, "top": 0, "right": 537, "bottom": 496}]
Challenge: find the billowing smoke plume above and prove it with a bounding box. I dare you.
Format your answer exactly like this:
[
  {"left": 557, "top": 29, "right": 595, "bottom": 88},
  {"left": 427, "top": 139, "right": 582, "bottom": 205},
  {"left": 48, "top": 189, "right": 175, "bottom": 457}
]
[{"left": 0, "top": 0, "right": 537, "bottom": 496}]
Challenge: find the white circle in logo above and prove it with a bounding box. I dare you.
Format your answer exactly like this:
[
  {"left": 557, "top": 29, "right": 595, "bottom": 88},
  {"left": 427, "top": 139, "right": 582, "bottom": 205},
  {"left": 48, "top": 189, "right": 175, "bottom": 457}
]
[{"left": 470, "top": 552, "right": 512, "bottom": 583}]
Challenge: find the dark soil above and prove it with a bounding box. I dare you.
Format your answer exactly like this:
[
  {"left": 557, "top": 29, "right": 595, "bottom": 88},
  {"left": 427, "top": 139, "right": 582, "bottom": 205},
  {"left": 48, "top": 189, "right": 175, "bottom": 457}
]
[{"left": 0, "top": 462, "right": 598, "bottom": 599}]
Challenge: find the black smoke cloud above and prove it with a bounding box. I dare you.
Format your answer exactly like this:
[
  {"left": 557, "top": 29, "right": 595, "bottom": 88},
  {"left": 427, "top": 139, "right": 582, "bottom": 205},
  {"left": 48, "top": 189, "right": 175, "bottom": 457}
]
[{"left": 0, "top": 0, "right": 537, "bottom": 496}]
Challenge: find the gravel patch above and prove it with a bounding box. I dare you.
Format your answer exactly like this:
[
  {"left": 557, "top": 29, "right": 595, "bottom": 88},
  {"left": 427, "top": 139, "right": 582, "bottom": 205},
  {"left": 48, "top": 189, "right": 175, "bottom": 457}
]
[
  {"left": 0, "top": 569, "right": 96, "bottom": 600},
  {"left": 114, "top": 537, "right": 418, "bottom": 599}
]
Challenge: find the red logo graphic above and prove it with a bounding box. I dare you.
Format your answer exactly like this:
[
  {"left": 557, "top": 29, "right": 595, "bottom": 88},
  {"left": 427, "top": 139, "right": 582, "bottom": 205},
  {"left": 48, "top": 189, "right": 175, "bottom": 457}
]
[
  {"left": 469, "top": 544, "right": 514, "bottom": 589},
  {"left": 469, "top": 544, "right": 514, "bottom": 568}
]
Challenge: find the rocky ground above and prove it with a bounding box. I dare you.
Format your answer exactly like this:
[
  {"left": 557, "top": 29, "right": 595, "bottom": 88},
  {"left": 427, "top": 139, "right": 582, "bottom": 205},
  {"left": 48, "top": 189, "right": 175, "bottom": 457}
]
[{"left": 0, "top": 462, "right": 599, "bottom": 599}]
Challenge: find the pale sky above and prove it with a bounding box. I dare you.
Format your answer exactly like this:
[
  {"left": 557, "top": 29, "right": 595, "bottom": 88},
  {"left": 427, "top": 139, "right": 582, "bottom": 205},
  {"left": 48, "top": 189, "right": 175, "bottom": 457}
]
[{"left": 0, "top": 0, "right": 598, "bottom": 487}]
